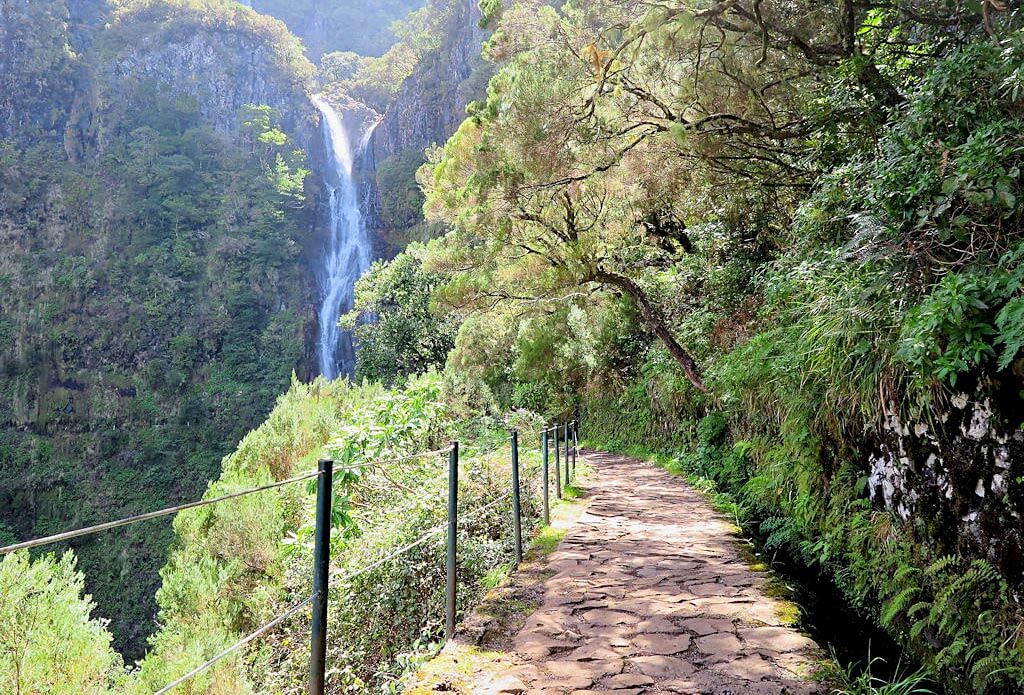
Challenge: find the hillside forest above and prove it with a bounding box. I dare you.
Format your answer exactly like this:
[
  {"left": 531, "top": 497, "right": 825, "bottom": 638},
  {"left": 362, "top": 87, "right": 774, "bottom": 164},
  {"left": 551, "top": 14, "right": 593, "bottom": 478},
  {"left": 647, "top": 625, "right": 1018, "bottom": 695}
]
[{"left": 2, "top": 1, "right": 1024, "bottom": 694}]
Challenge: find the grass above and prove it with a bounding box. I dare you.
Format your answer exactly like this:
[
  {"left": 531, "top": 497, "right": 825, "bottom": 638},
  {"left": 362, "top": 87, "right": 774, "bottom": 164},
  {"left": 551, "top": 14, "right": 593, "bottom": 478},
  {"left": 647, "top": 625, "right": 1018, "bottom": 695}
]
[{"left": 825, "top": 651, "right": 936, "bottom": 695}]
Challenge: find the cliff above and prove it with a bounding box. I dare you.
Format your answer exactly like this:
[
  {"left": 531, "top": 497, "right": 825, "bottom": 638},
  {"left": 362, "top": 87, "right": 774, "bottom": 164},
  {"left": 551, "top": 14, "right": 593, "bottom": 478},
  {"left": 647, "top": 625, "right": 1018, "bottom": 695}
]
[
  {"left": 870, "top": 375, "right": 1024, "bottom": 581},
  {"left": 372, "top": 0, "right": 488, "bottom": 162},
  {"left": 367, "top": 0, "right": 492, "bottom": 250},
  {"left": 0, "top": 0, "right": 320, "bottom": 658}
]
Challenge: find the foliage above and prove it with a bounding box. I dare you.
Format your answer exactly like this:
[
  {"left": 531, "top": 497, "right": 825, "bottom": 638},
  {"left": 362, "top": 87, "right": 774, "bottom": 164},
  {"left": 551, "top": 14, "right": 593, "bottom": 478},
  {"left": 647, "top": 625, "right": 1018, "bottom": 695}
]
[
  {"left": 251, "top": 0, "right": 425, "bottom": 58},
  {"left": 0, "top": 551, "right": 124, "bottom": 694},
  {"left": 0, "top": 0, "right": 316, "bottom": 657},
  {"left": 418, "top": 2, "right": 1024, "bottom": 693},
  {"left": 318, "top": 0, "right": 463, "bottom": 113},
  {"left": 131, "top": 375, "right": 545, "bottom": 694},
  {"left": 827, "top": 650, "right": 935, "bottom": 695},
  {"left": 343, "top": 244, "right": 460, "bottom": 384}
]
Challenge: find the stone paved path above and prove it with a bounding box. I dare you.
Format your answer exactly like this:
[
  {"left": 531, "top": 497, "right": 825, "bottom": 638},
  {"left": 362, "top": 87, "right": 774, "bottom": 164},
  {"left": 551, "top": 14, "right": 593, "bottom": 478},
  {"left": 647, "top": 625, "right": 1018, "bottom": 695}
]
[{"left": 476, "top": 451, "right": 823, "bottom": 694}]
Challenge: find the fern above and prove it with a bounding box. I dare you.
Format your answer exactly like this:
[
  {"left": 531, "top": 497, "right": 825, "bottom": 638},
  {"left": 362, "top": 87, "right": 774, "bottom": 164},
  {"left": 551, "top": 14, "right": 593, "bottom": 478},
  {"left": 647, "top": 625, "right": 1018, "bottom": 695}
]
[{"left": 882, "top": 586, "right": 920, "bottom": 627}]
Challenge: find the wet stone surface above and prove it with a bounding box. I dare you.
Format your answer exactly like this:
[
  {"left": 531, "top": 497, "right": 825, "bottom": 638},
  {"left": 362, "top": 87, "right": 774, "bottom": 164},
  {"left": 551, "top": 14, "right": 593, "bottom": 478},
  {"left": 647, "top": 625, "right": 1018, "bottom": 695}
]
[{"left": 474, "top": 451, "right": 824, "bottom": 694}]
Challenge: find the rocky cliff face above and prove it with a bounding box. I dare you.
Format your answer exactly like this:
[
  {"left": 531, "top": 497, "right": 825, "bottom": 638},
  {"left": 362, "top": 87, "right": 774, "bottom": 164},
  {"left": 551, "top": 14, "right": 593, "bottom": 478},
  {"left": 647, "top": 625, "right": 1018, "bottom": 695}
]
[
  {"left": 366, "top": 0, "right": 492, "bottom": 251},
  {"left": 0, "top": 0, "right": 79, "bottom": 142},
  {"left": 869, "top": 372, "right": 1024, "bottom": 581},
  {"left": 373, "top": 0, "right": 489, "bottom": 162},
  {"left": 86, "top": 2, "right": 317, "bottom": 152}
]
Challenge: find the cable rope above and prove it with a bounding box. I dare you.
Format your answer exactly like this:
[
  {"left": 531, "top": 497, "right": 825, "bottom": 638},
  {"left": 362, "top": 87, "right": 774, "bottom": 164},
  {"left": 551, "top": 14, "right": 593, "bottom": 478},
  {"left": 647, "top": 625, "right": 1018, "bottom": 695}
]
[
  {"left": 0, "top": 446, "right": 453, "bottom": 556},
  {"left": 335, "top": 523, "right": 447, "bottom": 583},
  {"left": 153, "top": 594, "right": 316, "bottom": 695},
  {"left": 153, "top": 485, "right": 515, "bottom": 692},
  {"left": 0, "top": 470, "right": 322, "bottom": 555},
  {"left": 334, "top": 490, "right": 512, "bottom": 584},
  {"left": 458, "top": 491, "right": 513, "bottom": 526},
  {"left": 333, "top": 446, "right": 453, "bottom": 472}
]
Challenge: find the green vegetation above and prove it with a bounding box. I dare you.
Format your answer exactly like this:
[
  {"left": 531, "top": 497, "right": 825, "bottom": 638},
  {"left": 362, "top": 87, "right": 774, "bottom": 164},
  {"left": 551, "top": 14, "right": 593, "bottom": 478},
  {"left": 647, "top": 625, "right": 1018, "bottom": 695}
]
[
  {"left": 1, "top": 375, "right": 548, "bottom": 693},
  {"left": 4, "top": 0, "right": 1024, "bottom": 692},
  {"left": 318, "top": 0, "right": 470, "bottom": 113},
  {"left": 408, "top": 2, "right": 1024, "bottom": 693},
  {"left": 827, "top": 651, "right": 935, "bottom": 695},
  {"left": 252, "top": 0, "right": 425, "bottom": 59},
  {"left": 0, "top": 0, "right": 316, "bottom": 657},
  {"left": 343, "top": 243, "right": 458, "bottom": 384},
  {"left": 0, "top": 551, "right": 126, "bottom": 694}
]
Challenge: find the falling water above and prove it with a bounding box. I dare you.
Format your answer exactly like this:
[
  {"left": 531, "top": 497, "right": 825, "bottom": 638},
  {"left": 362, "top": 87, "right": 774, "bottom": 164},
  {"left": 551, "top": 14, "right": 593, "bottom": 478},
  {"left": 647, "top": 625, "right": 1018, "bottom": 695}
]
[{"left": 312, "top": 95, "right": 375, "bottom": 380}]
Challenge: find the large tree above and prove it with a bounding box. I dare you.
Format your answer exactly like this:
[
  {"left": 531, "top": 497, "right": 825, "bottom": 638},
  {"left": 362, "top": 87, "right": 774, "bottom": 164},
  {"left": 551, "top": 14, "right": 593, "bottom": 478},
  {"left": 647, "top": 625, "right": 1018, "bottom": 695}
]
[{"left": 422, "top": 0, "right": 1016, "bottom": 393}]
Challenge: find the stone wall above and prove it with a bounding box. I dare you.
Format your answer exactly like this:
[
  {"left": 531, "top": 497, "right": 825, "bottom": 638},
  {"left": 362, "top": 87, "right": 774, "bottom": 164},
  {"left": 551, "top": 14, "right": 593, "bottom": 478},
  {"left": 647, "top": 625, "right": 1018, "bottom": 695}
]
[{"left": 869, "top": 372, "right": 1024, "bottom": 582}]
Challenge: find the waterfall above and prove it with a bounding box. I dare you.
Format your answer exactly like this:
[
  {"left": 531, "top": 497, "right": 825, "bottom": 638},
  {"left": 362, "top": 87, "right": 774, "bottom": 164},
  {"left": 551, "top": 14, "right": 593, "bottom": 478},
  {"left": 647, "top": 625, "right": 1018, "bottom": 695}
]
[{"left": 312, "top": 95, "right": 375, "bottom": 380}]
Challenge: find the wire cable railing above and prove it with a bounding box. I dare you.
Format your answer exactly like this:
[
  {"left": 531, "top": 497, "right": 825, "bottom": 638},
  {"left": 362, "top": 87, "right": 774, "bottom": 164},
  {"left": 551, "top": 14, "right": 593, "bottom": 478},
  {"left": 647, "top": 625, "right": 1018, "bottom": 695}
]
[
  {"left": 0, "top": 469, "right": 323, "bottom": 555},
  {"left": 152, "top": 594, "right": 317, "bottom": 695},
  {"left": 2, "top": 419, "right": 582, "bottom": 695}
]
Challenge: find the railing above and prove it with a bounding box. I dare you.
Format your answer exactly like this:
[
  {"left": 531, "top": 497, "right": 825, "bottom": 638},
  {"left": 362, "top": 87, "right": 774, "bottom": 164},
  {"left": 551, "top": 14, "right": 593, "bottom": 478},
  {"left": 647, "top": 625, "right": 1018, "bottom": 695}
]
[{"left": 0, "top": 419, "right": 581, "bottom": 695}]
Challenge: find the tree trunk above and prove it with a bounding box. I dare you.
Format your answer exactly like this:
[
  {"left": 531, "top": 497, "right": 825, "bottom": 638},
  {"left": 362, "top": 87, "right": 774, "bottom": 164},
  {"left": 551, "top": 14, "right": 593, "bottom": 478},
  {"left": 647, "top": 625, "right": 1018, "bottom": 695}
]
[{"left": 587, "top": 269, "right": 709, "bottom": 393}]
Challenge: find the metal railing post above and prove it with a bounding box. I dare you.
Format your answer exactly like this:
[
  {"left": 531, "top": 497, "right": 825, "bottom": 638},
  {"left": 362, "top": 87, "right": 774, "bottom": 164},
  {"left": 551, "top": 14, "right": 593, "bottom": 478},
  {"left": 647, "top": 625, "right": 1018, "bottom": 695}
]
[
  {"left": 511, "top": 431, "right": 523, "bottom": 566},
  {"left": 571, "top": 420, "right": 577, "bottom": 477},
  {"left": 445, "top": 442, "right": 459, "bottom": 641},
  {"left": 541, "top": 428, "right": 550, "bottom": 525},
  {"left": 309, "top": 459, "right": 333, "bottom": 695},
  {"left": 564, "top": 422, "right": 571, "bottom": 487},
  {"left": 553, "top": 427, "right": 562, "bottom": 500}
]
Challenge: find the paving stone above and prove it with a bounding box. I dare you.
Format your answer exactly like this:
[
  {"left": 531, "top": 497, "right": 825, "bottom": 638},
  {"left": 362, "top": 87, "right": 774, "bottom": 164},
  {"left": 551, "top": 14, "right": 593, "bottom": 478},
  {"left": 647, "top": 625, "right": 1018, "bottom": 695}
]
[
  {"left": 679, "top": 618, "right": 734, "bottom": 636},
  {"left": 628, "top": 655, "right": 696, "bottom": 679},
  {"left": 713, "top": 653, "right": 776, "bottom": 681},
  {"left": 468, "top": 452, "right": 823, "bottom": 695},
  {"left": 605, "top": 673, "right": 655, "bottom": 688},
  {"left": 695, "top": 632, "right": 744, "bottom": 657},
  {"left": 737, "top": 626, "right": 817, "bottom": 653},
  {"left": 482, "top": 675, "right": 527, "bottom": 694},
  {"left": 632, "top": 633, "right": 692, "bottom": 655},
  {"left": 636, "top": 616, "right": 681, "bottom": 633},
  {"left": 567, "top": 644, "right": 623, "bottom": 662},
  {"left": 513, "top": 634, "right": 579, "bottom": 658},
  {"left": 546, "top": 658, "right": 624, "bottom": 680},
  {"left": 582, "top": 609, "right": 636, "bottom": 625}
]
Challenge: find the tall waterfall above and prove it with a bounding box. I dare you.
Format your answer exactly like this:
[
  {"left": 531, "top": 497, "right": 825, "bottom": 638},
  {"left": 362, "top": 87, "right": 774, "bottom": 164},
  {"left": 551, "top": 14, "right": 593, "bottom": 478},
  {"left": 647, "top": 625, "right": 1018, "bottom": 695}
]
[{"left": 312, "top": 95, "right": 375, "bottom": 380}]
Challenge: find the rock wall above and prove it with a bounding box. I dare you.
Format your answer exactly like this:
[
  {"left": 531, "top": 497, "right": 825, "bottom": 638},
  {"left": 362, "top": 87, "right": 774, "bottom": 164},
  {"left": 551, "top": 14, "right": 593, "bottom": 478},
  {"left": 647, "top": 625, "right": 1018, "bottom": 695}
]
[
  {"left": 0, "top": 0, "right": 78, "bottom": 142},
  {"left": 869, "top": 372, "right": 1024, "bottom": 582},
  {"left": 366, "top": 0, "right": 492, "bottom": 251},
  {"left": 373, "top": 0, "right": 489, "bottom": 162},
  {"left": 89, "top": 2, "right": 317, "bottom": 153}
]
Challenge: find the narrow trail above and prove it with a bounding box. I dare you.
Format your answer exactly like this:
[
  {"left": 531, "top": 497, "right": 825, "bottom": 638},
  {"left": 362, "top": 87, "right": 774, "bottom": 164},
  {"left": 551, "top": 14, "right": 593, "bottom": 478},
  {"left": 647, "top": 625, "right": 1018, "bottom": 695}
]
[{"left": 472, "top": 451, "right": 824, "bottom": 695}]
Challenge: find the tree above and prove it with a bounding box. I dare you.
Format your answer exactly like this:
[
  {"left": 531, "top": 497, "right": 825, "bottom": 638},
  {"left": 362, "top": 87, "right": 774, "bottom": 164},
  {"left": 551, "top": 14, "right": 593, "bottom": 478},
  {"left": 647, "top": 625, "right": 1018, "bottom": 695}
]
[
  {"left": 343, "top": 243, "right": 459, "bottom": 383},
  {"left": 0, "top": 551, "right": 124, "bottom": 694}
]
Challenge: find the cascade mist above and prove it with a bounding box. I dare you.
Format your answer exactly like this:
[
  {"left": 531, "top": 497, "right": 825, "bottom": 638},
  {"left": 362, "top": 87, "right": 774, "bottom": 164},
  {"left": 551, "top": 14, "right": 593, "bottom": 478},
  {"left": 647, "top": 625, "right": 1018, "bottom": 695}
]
[{"left": 312, "top": 95, "right": 376, "bottom": 380}]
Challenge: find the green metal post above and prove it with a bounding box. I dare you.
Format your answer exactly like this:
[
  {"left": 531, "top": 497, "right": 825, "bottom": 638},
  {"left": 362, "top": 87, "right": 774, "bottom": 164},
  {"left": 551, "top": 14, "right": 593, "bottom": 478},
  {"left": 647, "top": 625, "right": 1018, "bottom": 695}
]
[
  {"left": 564, "top": 422, "right": 570, "bottom": 487},
  {"left": 445, "top": 442, "right": 459, "bottom": 641},
  {"left": 541, "top": 429, "right": 550, "bottom": 525},
  {"left": 309, "top": 459, "right": 333, "bottom": 695},
  {"left": 571, "top": 420, "right": 577, "bottom": 477},
  {"left": 553, "top": 427, "right": 562, "bottom": 499},
  {"left": 511, "top": 431, "right": 523, "bottom": 565}
]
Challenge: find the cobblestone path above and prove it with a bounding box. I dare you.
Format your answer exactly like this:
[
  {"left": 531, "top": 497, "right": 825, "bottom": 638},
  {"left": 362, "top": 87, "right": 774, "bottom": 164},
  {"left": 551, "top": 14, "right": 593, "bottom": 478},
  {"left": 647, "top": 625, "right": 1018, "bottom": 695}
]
[{"left": 476, "top": 451, "right": 824, "bottom": 695}]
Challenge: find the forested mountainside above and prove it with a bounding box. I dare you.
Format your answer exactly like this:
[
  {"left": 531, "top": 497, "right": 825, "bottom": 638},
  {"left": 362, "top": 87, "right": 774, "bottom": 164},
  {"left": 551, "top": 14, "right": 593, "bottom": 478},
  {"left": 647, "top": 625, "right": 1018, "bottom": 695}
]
[
  {"left": 0, "top": 0, "right": 497, "bottom": 661},
  {"left": 0, "top": 0, "right": 319, "bottom": 655}
]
